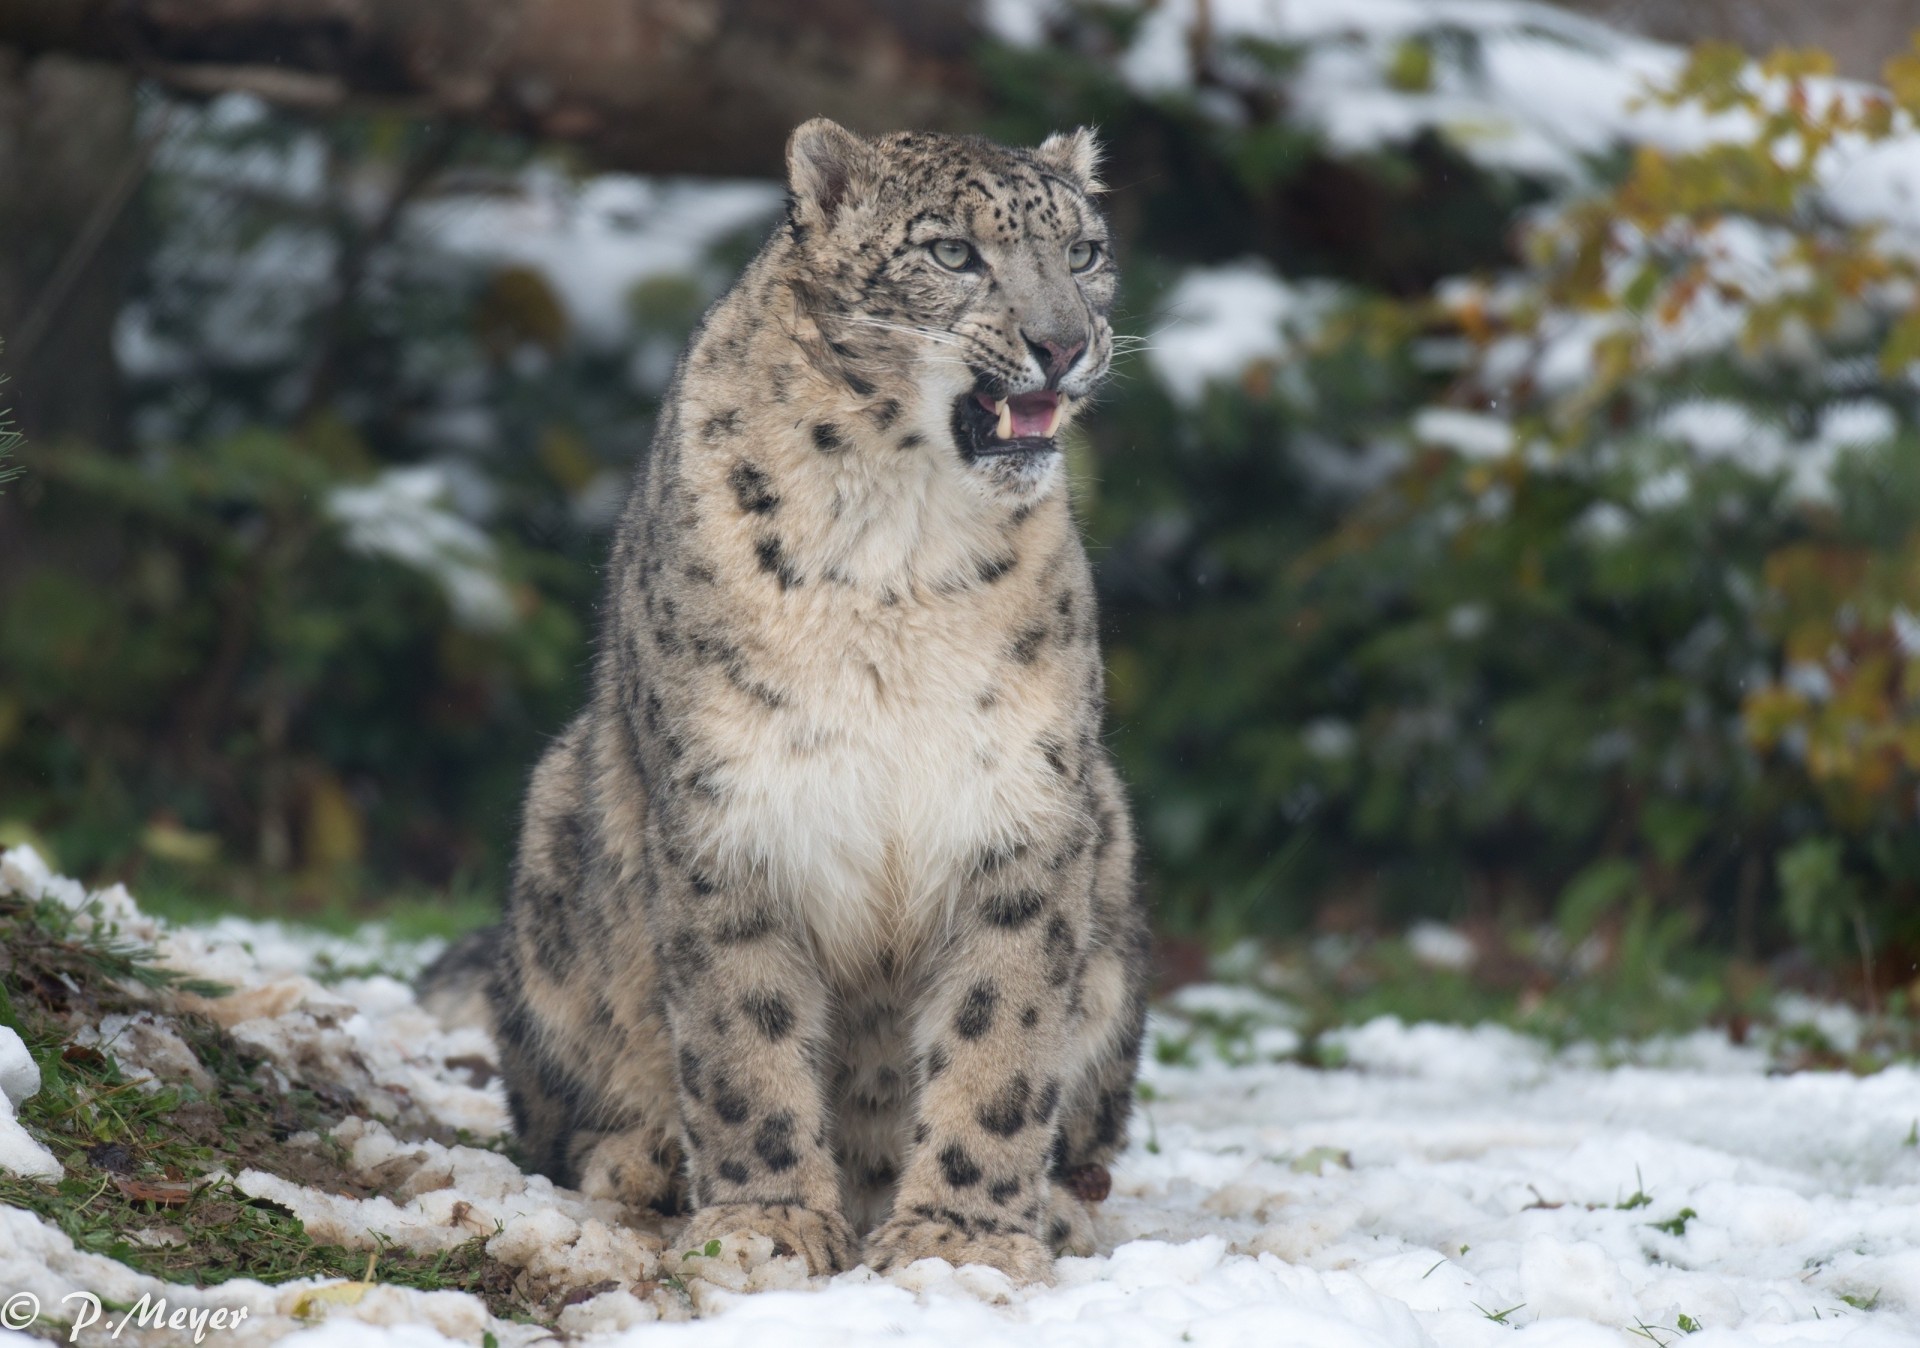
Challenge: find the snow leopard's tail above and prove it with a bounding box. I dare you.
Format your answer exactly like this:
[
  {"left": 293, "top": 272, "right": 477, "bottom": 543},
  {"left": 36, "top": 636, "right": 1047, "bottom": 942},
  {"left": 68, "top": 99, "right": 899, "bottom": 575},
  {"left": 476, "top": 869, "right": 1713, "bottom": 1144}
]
[{"left": 415, "top": 924, "right": 500, "bottom": 1033}]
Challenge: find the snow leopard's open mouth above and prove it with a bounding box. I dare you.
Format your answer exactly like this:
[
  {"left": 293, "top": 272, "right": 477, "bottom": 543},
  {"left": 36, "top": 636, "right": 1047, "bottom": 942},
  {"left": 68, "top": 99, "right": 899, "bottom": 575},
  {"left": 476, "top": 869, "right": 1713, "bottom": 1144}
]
[{"left": 952, "top": 386, "right": 1066, "bottom": 461}]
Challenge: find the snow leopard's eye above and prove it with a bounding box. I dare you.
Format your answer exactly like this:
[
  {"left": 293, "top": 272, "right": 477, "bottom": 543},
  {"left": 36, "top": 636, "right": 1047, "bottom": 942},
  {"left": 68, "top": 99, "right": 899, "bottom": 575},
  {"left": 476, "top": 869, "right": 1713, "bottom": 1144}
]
[
  {"left": 1067, "top": 240, "right": 1102, "bottom": 273},
  {"left": 930, "top": 239, "right": 976, "bottom": 271}
]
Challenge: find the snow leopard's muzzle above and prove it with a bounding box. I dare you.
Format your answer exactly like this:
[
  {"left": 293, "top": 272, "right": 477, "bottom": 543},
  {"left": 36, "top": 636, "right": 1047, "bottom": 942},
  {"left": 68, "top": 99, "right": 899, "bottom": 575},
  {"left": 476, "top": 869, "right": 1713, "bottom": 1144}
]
[{"left": 951, "top": 323, "right": 1109, "bottom": 465}]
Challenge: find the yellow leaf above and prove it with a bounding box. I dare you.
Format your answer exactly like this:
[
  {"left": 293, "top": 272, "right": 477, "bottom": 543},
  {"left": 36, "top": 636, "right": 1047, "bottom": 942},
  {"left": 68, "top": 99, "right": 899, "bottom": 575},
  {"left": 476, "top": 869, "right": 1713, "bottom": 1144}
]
[
  {"left": 289, "top": 1282, "right": 373, "bottom": 1319},
  {"left": 303, "top": 772, "right": 364, "bottom": 870},
  {"left": 141, "top": 820, "right": 221, "bottom": 866},
  {"left": 1886, "top": 48, "right": 1920, "bottom": 116},
  {"left": 538, "top": 427, "right": 598, "bottom": 492},
  {"left": 1882, "top": 308, "right": 1920, "bottom": 374},
  {"left": 1760, "top": 48, "right": 1834, "bottom": 81},
  {"left": 1385, "top": 37, "right": 1434, "bottom": 93}
]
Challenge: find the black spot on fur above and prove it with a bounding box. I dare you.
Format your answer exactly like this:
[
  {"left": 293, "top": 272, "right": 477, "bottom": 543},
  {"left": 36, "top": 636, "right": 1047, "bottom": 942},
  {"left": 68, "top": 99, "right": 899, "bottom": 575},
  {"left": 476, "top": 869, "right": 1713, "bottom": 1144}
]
[
  {"left": 811, "top": 422, "right": 847, "bottom": 453},
  {"left": 1009, "top": 624, "right": 1047, "bottom": 665},
  {"left": 977, "top": 1073, "right": 1031, "bottom": 1137},
  {"left": 924, "top": 1042, "right": 951, "bottom": 1080},
  {"left": 1036, "top": 1078, "right": 1061, "bottom": 1120},
  {"left": 729, "top": 461, "right": 779, "bottom": 514},
  {"left": 955, "top": 981, "right": 998, "bottom": 1040},
  {"left": 718, "top": 1158, "right": 750, "bottom": 1184},
  {"left": 899, "top": 432, "right": 925, "bottom": 451},
  {"left": 754, "top": 1112, "right": 799, "bottom": 1172},
  {"left": 678, "top": 1047, "right": 704, "bottom": 1100},
  {"left": 710, "top": 1072, "right": 751, "bottom": 1125},
  {"left": 988, "top": 1176, "right": 1022, "bottom": 1205},
  {"left": 977, "top": 554, "right": 1015, "bottom": 584},
  {"left": 1043, "top": 916, "right": 1076, "bottom": 985},
  {"left": 701, "top": 409, "right": 743, "bottom": 441},
  {"left": 715, "top": 908, "right": 777, "bottom": 944},
  {"left": 975, "top": 842, "right": 1027, "bottom": 875},
  {"left": 1021, "top": 1004, "right": 1040, "bottom": 1029},
  {"left": 983, "top": 889, "right": 1046, "bottom": 929},
  {"left": 1046, "top": 832, "right": 1089, "bottom": 872},
  {"left": 866, "top": 399, "right": 902, "bottom": 430},
  {"left": 938, "top": 1143, "right": 982, "bottom": 1188},
  {"left": 666, "top": 929, "right": 710, "bottom": 980},
  {"left": 1040, "top": 739, "right": 1069, "bottom": 776},
  {"left": 743, "top": 990, "right": 795, "bottom": 1041},
  {"left": 754, "top": 536, "right": 802, "bottom": 589}
]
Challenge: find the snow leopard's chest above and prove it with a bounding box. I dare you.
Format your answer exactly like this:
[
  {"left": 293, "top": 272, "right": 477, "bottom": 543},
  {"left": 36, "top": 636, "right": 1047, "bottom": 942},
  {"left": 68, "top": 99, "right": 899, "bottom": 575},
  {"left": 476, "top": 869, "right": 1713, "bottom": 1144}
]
[{"left": 690, "top": 569, "right": 1080, "bottom": 970}]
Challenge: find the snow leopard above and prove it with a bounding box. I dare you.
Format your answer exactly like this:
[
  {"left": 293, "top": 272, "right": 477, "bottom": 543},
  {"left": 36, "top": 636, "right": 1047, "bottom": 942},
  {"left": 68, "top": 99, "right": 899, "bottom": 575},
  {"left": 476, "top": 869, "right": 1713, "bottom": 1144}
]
[{"left": 420, "top": 118, "right": 1150, "bottom": 1285}]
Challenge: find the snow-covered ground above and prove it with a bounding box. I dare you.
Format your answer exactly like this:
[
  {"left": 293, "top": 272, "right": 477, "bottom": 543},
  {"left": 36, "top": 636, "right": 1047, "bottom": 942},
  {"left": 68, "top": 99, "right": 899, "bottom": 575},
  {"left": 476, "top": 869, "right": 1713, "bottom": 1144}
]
[{"left": 2, "top": 847, "right": 1918, "bottom": 1347}]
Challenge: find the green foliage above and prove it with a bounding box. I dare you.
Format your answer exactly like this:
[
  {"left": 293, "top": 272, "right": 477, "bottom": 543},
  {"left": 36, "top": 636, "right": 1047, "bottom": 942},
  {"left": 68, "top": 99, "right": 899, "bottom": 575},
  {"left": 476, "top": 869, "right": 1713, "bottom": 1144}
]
[
  {"left": 0, "top": 102, "right": 752, "bottom": 901},
  {"left": 1089, "top": 39, "right": 1920, "bottom": 980},
  {"left": 1648, "top": 1207, "right": 1697, "bottom": 1237},
  {"left": 3, "top": 426, "right": 583, "bottom": 893},
  {"left": 0, "top": 887, "right": 532, "bottom": 1314}
]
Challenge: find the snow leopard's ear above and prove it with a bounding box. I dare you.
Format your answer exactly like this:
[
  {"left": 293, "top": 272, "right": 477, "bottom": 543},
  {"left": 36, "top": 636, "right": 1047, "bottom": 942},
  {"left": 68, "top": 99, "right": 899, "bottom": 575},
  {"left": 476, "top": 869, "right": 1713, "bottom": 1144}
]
[
  {"left": 787, "top": 118, "right": 877, "bottom": 230},
  {"left": 1035, "top": 127, "right": 1104, "bottom": 194}
]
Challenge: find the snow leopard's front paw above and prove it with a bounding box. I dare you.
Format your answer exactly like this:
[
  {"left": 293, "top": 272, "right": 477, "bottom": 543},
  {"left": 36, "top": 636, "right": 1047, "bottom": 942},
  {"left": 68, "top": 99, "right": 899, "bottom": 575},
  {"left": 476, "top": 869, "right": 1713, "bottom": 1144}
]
[
  {"left": 1043, "top": 1182, "right": 1097, "bottom": 1256},
  {"left": 681, "top": 1202, "right": 857, "bottom": 1276},
  {"left": 863, "top": 1214, "right": 1055, "bottom": 1285},
  {"left": 575, "top": 1129, "right": 687, "bottom": 1216}
]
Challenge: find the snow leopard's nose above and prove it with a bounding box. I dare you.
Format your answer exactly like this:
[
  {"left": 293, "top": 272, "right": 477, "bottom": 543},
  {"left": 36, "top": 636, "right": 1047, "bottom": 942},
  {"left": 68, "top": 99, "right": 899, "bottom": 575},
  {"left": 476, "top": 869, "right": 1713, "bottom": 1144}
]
[{"left": 1024, "top": 333, "right": 1086, "bottom": 387}]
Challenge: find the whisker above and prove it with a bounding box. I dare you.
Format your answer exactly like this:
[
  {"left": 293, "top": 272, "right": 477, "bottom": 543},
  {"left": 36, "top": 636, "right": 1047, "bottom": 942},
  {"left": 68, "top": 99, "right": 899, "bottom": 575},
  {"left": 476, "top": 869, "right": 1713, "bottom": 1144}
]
[{"left": 841, "top": 316, "right": 965, "bottom": 347}]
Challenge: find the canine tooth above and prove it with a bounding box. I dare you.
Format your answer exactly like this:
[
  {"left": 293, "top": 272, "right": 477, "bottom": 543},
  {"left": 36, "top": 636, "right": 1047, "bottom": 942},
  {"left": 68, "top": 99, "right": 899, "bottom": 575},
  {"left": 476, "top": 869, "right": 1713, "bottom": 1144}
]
[
  {"left": 995, "top": 399, "right": 1012, "bottom": 439},
  {"left": 1044, "top": 403, "right": 1063, "bottom": 438}
]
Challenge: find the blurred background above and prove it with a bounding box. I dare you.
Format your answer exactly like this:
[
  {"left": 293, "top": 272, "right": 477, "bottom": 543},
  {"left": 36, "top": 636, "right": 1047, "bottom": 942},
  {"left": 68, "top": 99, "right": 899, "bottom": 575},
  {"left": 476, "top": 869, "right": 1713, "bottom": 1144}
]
[{"left": 3, "top": 0, "right": 1919, "bottom": 1036}]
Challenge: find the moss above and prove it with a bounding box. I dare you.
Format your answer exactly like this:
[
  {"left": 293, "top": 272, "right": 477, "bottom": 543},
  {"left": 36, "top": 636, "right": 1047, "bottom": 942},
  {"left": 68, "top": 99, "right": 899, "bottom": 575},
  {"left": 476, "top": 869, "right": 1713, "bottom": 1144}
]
[{"left": 0, "top": 890, "right": 527, "bottom": 1318}]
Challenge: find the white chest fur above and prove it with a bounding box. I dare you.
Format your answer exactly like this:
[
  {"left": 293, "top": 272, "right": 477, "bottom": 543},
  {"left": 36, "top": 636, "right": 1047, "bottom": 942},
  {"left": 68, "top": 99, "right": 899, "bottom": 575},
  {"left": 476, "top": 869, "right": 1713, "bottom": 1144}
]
[
  {"left": 672, "top": 374, "right": 1082, "bottom": 970},
  {"left": 696, "top": 585, "right": 1074, "bottom": 973}
]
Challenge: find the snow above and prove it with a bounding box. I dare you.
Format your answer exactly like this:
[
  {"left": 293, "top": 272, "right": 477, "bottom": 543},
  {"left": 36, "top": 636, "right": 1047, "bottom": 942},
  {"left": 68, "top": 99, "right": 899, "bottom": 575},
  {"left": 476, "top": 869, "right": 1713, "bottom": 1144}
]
[
  {"left": 1407, "top": 921, "right": 1477, "bottom": 971},
  {"left": 1652, "top": 398, "right": 1896, "bottom": 506},
  {"left": 325, "top": 464, "right": 516, "bottom": 631},
  {"left": 0, "top": 1027, "right": 60, "bottom": 1182},
  {"left": 2, "top": 845, "right": 1918, "bottom": 1347},
  {"left": 1413, "top": 408, "right": 1516, "bottom": 462},
  {"left": 418, "top": 171, "right": 785, "bottom": 345},
  {"left": 1148, "top": 263, "right": 1338, "bottom": 405},
  {"left": 1095, "top": 0, "right": 1707, "bottom": 180}
]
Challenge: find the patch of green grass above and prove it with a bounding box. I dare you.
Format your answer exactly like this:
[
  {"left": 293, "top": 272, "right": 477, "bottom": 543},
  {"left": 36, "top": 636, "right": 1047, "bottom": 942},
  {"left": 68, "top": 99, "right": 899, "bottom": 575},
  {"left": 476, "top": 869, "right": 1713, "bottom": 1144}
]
[
  {"left": 1616, "top": 1168, "right": 1654, "bottom": 1211},
  {"left": 0, "top": 889, "right": 524, "bottom": 1318},
  {"left": 1152, "top": 921, "right": 1917, "bottom": 1073},
  {"left": 0, "top": 1171, "right": 517, "bottom": 1313},
  {"left": 130, "top": 864, "right": 497, "bottom": 943},
  {"left": 1648, "top": 1207, "right": 1697, "bottom": 1237}
]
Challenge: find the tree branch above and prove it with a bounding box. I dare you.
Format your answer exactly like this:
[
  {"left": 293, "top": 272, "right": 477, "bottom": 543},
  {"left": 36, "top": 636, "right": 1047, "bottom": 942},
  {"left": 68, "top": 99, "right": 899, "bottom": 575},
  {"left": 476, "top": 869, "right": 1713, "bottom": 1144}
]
[{"left": 0, "top": 0, "right": 987, "bottom": 176}]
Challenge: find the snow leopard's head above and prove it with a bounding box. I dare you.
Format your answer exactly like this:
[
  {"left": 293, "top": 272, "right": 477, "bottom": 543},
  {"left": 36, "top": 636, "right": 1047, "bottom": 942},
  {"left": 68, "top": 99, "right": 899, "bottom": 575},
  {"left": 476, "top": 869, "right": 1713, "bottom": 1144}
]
[{"left": 783, "top": 119, "right": 1116, "bottom": 492}]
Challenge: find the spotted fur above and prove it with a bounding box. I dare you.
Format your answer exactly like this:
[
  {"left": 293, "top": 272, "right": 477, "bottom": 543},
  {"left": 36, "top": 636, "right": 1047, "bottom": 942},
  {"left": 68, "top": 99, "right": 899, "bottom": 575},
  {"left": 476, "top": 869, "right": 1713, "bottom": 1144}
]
[{"left": 422, "top": 120, "right": 1150, "bottom": 1285}]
